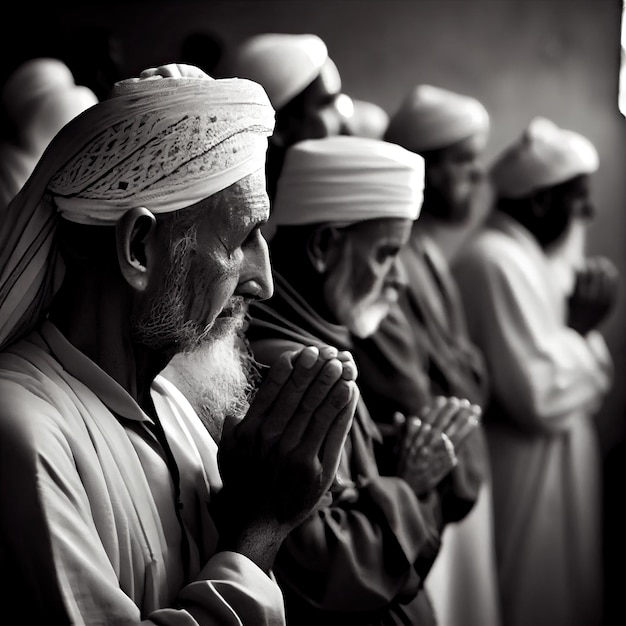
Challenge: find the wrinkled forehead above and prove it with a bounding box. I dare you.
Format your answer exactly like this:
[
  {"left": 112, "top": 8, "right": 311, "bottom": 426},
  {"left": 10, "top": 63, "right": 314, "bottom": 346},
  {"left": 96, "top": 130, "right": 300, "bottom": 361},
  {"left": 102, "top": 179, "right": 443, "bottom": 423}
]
[
  {"left": 429, "top": 132, "right": 488, "bottom": 164},
  {"left": 201, "top": 169, "right": 270, "bottom": 233},
  {"left": 329, "top": 217, "right": 414, "bottom": 254}
]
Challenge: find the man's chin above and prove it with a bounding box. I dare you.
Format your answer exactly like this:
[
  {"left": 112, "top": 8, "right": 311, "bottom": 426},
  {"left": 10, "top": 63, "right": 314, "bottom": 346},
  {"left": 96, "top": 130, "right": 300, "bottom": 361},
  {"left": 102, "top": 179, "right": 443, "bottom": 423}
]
[{"left": 347, "top": 303, "right": 391, "bottom": 338}]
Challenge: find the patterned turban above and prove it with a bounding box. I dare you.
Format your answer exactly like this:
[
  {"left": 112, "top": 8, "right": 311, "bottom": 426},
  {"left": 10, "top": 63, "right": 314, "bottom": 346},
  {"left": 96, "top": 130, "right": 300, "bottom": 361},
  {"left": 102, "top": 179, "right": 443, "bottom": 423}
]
[
  {"left": 267, "top": 135, "right": 424, "bottom": 235},
  {"left": 490, "top": 117, "right": 599, "bottom": 198},
  {"left": 0, "top": 63, "right": 275, "bottom": 349},
  {"left": 384, "top": 84, "right": 490, "bottom": 153}
]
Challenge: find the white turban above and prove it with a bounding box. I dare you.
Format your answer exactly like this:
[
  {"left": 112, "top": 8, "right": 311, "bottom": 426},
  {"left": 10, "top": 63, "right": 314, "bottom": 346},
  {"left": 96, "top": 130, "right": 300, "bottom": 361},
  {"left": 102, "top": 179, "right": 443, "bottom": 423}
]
[
  {"left": 0, "top": 63, "right": 275, "bottom": 349},
  {"left": 267, "top": 135, "right": 424, "bottom": 233},
  {"left": 384, "top": 84, "right": 490, "bottom": 153},
  {"left": 0, "top": 58, "right": 99, "bottom": 212},
  {"left": 490, "top": 117, "right": 599, "bottom": 198},
  {"left": 2, "top": 58, "right": 98, "bottom": 148},
  {"left": 225, "top": 33, "right": 328, "bottom": 110}
]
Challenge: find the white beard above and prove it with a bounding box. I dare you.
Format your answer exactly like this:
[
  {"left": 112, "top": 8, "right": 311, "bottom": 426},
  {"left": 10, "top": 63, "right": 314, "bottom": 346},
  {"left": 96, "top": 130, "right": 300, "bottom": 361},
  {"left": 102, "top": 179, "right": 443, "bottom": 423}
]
[
  {"left": 162, "top": 328, "right": 253, "bottom": 442},
  {"left": 349, "top": 300, "right": 392, "bottom": 338}
]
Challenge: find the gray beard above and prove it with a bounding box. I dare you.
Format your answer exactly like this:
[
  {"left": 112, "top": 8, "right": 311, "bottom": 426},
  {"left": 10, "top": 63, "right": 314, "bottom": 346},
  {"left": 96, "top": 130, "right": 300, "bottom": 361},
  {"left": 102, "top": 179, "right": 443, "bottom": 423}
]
[{"left": 161, "top": 326, "right": 261, "bottom": 442}]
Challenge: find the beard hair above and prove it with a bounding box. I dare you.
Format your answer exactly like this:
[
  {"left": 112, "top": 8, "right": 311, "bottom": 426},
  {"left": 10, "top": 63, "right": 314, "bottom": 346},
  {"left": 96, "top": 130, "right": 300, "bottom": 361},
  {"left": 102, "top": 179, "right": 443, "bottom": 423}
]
[
  {"left": 349, "top": 300, "right": 392, "bottom": 338},
  {"left": 163, "top": 324, "right": 262, "bottom": 442},
  {"left": 327, "top": 240, "right": 393, "bottom": 339},
  {"left": 131, "top": 228, "right": 206, "bottom": 352},
  {"left": 135, "top": 223, "right": 265, "bottom": 440}
]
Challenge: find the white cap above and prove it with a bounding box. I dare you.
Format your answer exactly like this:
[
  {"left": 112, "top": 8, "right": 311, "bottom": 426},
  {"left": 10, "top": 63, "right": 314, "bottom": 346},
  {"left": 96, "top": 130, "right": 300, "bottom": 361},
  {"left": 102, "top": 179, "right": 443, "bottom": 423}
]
[
  {"left": 491, "top": 117, "right": 599, "bottom": 198},
  {"left": 269, "top": 135, "right": 424, "bottom": 232},
  {"left": 1, "top": 58, "right": 98, "bottom": 151},
  {"left": 384, "top": 84, "right": 490, "bottom": 152},
  {"left": 225, "top": 33, "right": 328, "bottom": 109}
]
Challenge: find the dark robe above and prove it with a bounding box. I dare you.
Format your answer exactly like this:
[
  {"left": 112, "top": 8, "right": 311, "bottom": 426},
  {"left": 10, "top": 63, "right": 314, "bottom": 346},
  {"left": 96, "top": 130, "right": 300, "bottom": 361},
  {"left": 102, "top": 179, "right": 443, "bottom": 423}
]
[
  {"left": 353, "top": 232, "right": 488, "bottom": 425},
  {"left": 350, "top": 232, "right": 495, "bottom": 625},
  {"left": 247, "top": 271, "right": 482, "bottom": 626},
  {"left": 351, "top": 232, "right": 488, "bottom": 513}
]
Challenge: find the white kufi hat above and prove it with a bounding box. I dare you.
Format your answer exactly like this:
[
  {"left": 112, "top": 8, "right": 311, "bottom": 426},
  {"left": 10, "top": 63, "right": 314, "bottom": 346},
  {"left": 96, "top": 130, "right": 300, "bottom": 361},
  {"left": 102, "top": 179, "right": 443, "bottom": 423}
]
[{"left": 490, "top": 117, "right": 599, "bottom": 198}]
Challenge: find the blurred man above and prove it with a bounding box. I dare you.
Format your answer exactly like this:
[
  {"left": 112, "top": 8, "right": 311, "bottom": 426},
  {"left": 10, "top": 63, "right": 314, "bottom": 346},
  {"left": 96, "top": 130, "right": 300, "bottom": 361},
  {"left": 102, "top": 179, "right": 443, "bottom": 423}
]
[
  {"left": 0, "top": 57, "right": 98, "bottom": 211},
  {"left": 353, "top": 84, "right": 500, "bottom": 626},
  {"left": 0, "top": 63, "right": 358, "bottom": 625},
  {"left": 223, "top": 32, "right": 353, "bottom": 200},
  {"left": 455, "top": 117, "right": 618, "bottom": 626},
  {"left": 247, "top": 135, "right": 483, "bottom": 625}
]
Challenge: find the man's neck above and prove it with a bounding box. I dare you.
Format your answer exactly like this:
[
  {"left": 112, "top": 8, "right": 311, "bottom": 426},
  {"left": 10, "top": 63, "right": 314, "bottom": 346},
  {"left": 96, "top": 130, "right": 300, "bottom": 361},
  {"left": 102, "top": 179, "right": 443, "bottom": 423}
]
[{"left": 48, "top": 272, "right": 167, "bottom": 412}]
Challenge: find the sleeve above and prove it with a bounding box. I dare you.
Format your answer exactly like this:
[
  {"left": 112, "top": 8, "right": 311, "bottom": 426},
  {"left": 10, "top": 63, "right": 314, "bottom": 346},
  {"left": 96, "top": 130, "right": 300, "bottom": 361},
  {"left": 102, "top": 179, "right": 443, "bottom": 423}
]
[
  {"left": 274, "top": 465, "right": 442, "bottom": 614},
  {"left": 436, "top": 426, "right": 488, "bottom": 523},
  {"left": 441, "top": 279, "right": 491, "bottom": 407},
  {"left": 250, "top": 337, "right": 443, "bottom": 615},
  {"left": 0, "top": 379, "right": 285, "bottom": 626},
  {"left": 454, "top": 241, "right": 613, "bottom": 435},
  {"left": 420, "top": 237, "right": 490, "bottom": 406}
]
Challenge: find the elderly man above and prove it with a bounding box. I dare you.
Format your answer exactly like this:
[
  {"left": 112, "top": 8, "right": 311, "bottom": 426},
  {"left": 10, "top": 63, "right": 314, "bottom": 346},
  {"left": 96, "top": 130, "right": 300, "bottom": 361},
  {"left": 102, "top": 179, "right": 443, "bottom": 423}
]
[
  {"left": 454, "top": 117, "right": 618, "bottom": 626},
  {"left": 223, "top": 33, "right": 353, "bottom": 200},
  {"left": 352, "top": 84, "right": 500, "bottom": 626},
  {"left": 0, "top": 64, "right": 358, "bottom": 624},
  {"left": 247, "top": 135, "right": 483, "bottom": 625}
]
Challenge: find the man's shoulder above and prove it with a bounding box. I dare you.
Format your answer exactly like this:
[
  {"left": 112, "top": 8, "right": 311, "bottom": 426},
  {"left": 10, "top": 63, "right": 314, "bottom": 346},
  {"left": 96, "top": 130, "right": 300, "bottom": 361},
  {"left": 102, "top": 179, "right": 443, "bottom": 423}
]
[
  {"left": 0, "top": 332, "right": 60, "bottom": 390},
  {"left": 459, "top": 223, "right": 525, "bottom": 268},
  {"left": 0, "top": 337, "right": 70, "bottom": 451}
]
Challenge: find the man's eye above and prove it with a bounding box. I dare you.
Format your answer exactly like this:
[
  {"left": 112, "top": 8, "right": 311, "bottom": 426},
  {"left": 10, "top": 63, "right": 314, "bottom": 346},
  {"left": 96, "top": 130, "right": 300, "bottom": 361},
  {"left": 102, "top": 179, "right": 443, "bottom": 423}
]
[{"left": 377, "top": 246, "right": 400, "bottom": 263}]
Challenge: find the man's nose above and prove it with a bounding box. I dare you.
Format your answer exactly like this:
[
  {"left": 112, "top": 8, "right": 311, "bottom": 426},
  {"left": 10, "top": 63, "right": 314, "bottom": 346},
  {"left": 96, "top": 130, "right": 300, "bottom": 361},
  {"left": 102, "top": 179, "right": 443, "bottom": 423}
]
[
  {"left": 242, "top": 237, "right": 274, "bottom": 301},
  {"left": 388, "top": 257, "right": 408, "bottom": 291}
]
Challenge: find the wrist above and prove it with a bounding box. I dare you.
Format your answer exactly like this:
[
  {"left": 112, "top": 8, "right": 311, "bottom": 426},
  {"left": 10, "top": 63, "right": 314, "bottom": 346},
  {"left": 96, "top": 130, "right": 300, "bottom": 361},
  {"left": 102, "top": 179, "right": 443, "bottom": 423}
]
[{"left": 217, "top": 520, "right": 285, "bottom": 573}]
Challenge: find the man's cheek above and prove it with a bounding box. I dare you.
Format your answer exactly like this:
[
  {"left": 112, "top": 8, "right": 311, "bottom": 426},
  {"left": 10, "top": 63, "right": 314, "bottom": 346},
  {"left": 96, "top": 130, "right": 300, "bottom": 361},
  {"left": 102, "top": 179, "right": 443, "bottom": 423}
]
[
  {"left": 360, "top": 262, "right": 388, "bottom": 296},
  {"left": 187, "top": 274, "right": 224, "bottom": 327}
]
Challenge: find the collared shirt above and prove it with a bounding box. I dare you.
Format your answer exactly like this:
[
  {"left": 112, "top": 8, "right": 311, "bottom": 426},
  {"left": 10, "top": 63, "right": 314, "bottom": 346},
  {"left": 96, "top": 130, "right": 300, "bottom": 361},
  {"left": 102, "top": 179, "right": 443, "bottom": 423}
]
[{"left": 0, "top": 321, "right": 284, "bottom": 625}]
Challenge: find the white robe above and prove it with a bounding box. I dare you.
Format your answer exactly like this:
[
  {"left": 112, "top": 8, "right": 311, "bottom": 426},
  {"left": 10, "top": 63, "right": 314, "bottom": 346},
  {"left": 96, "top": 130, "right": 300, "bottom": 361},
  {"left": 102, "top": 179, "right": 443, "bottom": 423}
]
[
  {"left": 454, "top": 213, "right": 611, "bottom": 626},
  {"left": 0, "top": 321, "right": 285, "bottom": 625}
]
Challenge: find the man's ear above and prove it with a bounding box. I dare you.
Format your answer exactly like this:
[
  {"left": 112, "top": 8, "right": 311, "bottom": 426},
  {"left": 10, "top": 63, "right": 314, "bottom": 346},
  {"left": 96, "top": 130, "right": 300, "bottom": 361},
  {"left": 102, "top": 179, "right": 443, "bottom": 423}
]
[
  {"left": 307, "top": 225, "right": 346, "bottom": 274},
  {"left": 115, "top": 207, "right": 157, "bottom": 291}
]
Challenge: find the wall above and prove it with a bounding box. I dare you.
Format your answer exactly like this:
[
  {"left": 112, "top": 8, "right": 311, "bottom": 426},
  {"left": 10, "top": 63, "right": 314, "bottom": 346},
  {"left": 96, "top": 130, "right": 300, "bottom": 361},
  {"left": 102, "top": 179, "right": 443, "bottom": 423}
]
[{"left": 11, "top": 0, "right": 626, "bottom": 450}]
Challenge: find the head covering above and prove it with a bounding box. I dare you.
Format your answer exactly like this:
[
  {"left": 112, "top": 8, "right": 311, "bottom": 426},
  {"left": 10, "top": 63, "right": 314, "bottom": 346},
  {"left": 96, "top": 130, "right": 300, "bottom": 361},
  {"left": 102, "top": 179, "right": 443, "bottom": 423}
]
[
  {"left": 384, "top": 84, "right": 490, "bottom": 153},
  {"left": 343, "top": 99, "right": 389, "bottom": 140},
  {"left": 2, "top": 58, "right": 98, "bottom": 133},
  {"left": 0, "top": 63, "right": 275, "bottom": 349},
  {"left": 225, "top": 33, "right": 328, "bottom": 110},
  {"left": 268, "top": 135, "right": 424, "bottom": 233},
  {"left": 490, "top": 117, "right": 599, "bottom": 198},
  {"left": 0, "top": 58, "right": 98, "bottom": 212}
]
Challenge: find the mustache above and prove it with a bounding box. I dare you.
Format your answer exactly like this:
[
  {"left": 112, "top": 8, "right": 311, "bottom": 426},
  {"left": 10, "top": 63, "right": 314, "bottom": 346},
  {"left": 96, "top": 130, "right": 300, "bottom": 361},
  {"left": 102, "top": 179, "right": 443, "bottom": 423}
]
[{"left": 218, "top": 296, "right": 247, "bottom": 319}]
